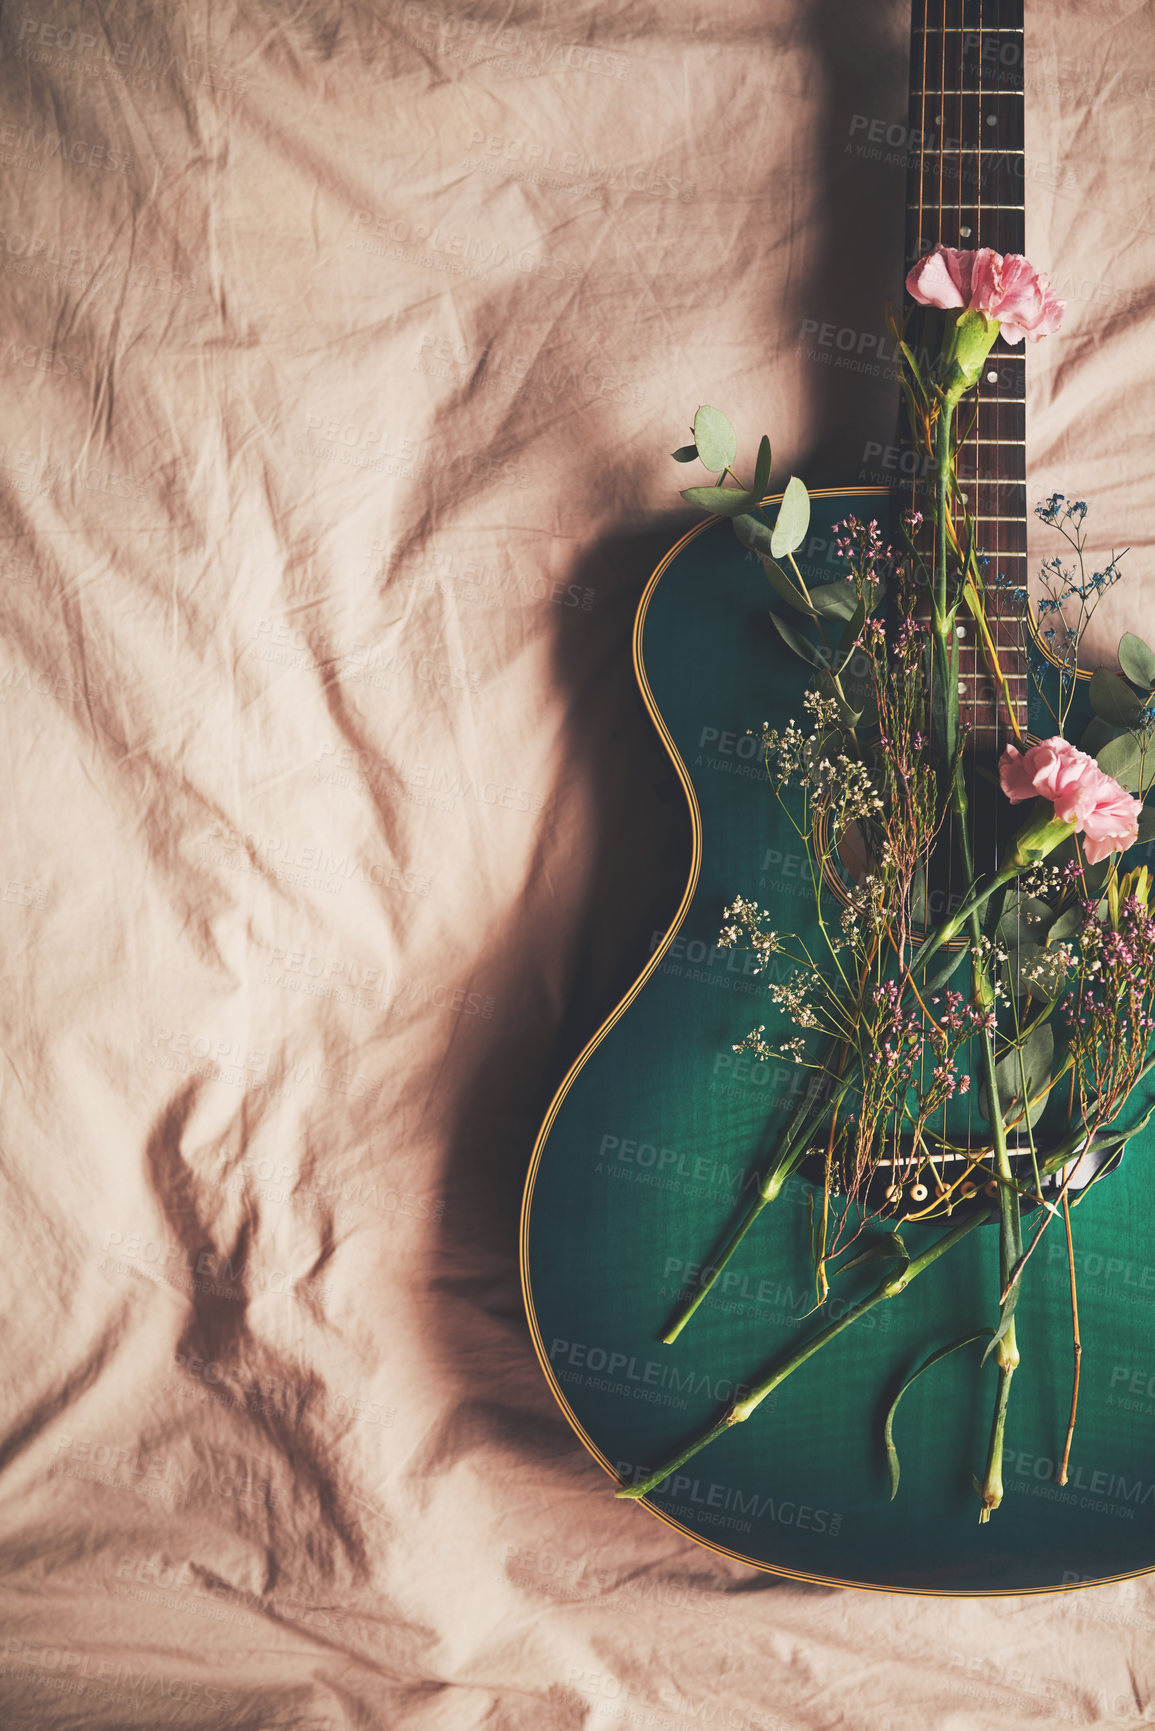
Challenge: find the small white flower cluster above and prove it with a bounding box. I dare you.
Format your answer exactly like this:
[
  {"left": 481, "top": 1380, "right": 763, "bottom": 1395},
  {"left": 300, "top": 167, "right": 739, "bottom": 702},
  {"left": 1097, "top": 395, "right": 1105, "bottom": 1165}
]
[
  {"left": 764, "top": 975, "right": 821, "bottom": 1028},
  {"left": 840, "top": 872, "right": 887, "bottom": 940},
  {"left": 817, "top": 755, "right": 885, "bottom": 828},
  {"left": 732, "top": 1025, "right": 807, "bottom": 1064},
  {"left": 757, "top": 719, "right": 806, "bottom": 787},
  {"left": 801, "top": 688, "right": 842, "bottom": 729},
  {"left": 758, "top": 695, "right": 882, "bottom": 827},
  {"left": 1021, "top": 941, "right": 1077, "bottom": 992},
  {"left": 718, "top": 896, "right": 783, "bottom": 972},
  {"left": 1016, "top": 863, "right": 1065, "bottom": 900}
]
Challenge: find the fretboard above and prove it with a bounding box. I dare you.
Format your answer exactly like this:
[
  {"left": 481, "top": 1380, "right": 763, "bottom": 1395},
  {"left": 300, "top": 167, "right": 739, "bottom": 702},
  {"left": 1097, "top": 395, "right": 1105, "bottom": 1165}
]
[{"left": 901, "top": 0, "right": 1027, "bottom": 749}]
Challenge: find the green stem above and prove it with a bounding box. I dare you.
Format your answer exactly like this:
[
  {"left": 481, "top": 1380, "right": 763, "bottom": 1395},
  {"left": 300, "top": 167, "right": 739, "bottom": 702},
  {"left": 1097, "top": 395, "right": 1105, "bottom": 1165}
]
[
  {"left": 618, "top": 1205, "right": 993, "bottom": 1501},
  {"left": 932, "top": 400, "right": 958, "bottom": 766},
  {"left": 978, "top": 1335, "right": 1017, "bottom": 1521},
  {"left": 947, "top": 749, "right": 1023, "bottom": 1522},
  {"left": 974, "top": 1016, "right": 1021, "bottom": 1520},
  {"left": 921, "top": 579, "right": 1022, "bottom": 1526},
  {"left": 661, "top": 1192, "right": 773, "bottom": 1346},
  {"left": 661, "top": 1069, "right": 854, "bottom": 1343}
]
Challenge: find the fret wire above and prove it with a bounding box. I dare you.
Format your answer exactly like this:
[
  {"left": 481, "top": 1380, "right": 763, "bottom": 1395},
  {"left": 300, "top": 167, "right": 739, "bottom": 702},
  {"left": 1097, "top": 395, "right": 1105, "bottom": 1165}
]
[
  {"left": 905, "top": 0, "right": 1029, "bottom": 708},
  {"left": 938, "top": 0, "right": 946, "bottom": 243},
  {"left": 906, "top": 202, "right": 1024, "bottom": 210},
  {"left": 976, "top": 0, "right": 987, "bottom": 762}
]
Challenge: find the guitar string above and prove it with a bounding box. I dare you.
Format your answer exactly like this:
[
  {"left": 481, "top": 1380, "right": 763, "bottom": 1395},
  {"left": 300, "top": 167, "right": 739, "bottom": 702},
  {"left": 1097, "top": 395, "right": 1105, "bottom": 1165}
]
[
  {"left": 939, "top": 0, "right": 949, "bottom": 1184},
  {"left": 991, "top": 0, "right": 1026, "bottom": 1183},
  {"left": 962, "top": 0, "right": 975, "bottom": 1188},
  {"left": 982, "top": 1, "right": 1002, "bottom": 1167},
  {"left": 919, "top": 0, "right": 933, "bottom": 1189}
]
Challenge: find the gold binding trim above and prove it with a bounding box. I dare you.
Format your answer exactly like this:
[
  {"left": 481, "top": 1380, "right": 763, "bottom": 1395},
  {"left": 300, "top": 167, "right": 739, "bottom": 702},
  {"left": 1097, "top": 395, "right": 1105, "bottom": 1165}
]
[{"left": 518, "top": 487, "right": 1150, "bottom": 1598}]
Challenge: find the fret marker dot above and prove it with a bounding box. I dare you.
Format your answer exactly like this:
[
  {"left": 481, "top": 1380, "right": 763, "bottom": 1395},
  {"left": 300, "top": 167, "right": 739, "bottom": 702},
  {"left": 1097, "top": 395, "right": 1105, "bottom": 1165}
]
[
  {"left": 959, "top": 226, "right": 972, "bottom": 238},
  {"left": 956, "top": 625, "right": 967, "bottom": 640},
  {"left": 958, "top": 681, "right": 966, "bottom": 695},
  {"left": 985, "top": 114, "right": 997, "bottom": 126},
  {"left": 985, "top": 369, "right": 998, "bottom": 382}
]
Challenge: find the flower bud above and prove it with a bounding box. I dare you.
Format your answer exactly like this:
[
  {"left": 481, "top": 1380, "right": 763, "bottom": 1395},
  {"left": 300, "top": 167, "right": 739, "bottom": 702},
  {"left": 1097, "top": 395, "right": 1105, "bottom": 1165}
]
[
  {"left": 940, "top": 309, "right": 1001, "bottom": 405},
  {"left": 1002, "top": 798, "right": 1077, "bottom": 871}
]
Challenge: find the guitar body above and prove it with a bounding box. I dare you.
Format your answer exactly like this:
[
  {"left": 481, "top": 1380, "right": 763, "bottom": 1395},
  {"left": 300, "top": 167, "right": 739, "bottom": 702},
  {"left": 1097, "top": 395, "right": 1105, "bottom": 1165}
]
[{"left": 521, "top": 490, "right": 1155, "bottom": 1593}]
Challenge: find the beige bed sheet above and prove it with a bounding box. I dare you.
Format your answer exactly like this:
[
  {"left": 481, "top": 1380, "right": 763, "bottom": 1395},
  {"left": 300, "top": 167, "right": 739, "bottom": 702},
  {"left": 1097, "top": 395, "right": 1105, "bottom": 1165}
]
[{"left": 1, "top": 0, "right": 1154, "bottom": 1725}]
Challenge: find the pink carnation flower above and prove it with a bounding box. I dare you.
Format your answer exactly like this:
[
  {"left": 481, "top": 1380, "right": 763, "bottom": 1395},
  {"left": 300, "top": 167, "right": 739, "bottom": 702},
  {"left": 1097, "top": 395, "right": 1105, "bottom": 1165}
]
[
  {"left": 906, "top": 246, "right": 1065, "bottom": 343},
  {"left": 999, "top": 736, "right": 1141, "bottom": 865}
]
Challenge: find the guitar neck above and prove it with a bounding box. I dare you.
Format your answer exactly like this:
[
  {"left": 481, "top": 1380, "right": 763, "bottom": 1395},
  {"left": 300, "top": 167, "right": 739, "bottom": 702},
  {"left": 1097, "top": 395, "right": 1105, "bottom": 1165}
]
[{"left": 902, "top": 0, "right": 1027, "bottom": 748}]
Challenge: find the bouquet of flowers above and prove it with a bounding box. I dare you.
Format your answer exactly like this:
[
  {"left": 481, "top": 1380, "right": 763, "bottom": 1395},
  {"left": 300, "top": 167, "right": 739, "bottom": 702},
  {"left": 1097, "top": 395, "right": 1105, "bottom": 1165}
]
[{"left": 618, "top": 247, "right": 1155, "bottom": 1521}]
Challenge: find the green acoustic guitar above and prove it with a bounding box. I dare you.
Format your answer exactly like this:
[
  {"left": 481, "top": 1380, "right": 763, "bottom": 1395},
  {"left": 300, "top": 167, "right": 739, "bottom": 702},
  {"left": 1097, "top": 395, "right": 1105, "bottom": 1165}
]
[{"left": 521, "top": 0, "right": 1155, "bottom": 1594}]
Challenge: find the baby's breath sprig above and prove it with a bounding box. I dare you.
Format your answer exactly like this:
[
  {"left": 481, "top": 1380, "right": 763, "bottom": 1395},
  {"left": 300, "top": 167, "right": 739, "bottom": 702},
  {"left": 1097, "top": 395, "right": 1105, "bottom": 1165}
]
[{"left": 1029, "top": 496, "right": 1129, "bottom": 733}]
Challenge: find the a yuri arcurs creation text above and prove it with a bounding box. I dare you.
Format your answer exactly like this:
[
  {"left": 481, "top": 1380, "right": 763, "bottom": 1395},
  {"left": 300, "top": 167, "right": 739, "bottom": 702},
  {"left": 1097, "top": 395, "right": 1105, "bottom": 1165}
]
[{"left": 618, "top": 246, "right": 1155, "bottom": 1522}]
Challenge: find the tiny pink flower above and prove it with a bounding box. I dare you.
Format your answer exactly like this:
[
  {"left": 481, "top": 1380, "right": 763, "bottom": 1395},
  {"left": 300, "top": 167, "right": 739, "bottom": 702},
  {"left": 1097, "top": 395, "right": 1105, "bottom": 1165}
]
[
  {"left": 999, "top": 736, "right": 1141, "bottom": 865},
  {"left": 906, "top": 245, "right": 1065, "bottom": 343}
]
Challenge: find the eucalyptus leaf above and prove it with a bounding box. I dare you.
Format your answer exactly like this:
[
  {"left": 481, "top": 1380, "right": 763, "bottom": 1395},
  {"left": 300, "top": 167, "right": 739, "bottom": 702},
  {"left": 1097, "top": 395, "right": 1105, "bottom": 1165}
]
[
  {"left": 1079, "top": 715, "right": 1120, "bottom": 759},
  {"left": 692, "top": 405, "right": 737, "bottom": 473},
  {"left": 1138, "top": 804, "right": 1155, "bottom": 846},
  {"left": 760, "top": 557, "right": 814, "bottom": 615},
  {"left": 979, "top": 1021, "right": 1054, "bottom": 1129},
  {"left": 883, "top": 1332, "right": 992, "bottom": 1500},
  {"left": 1047, "top": 904, "right": 1083, "bottom": 944},
  {"left": 770, "top": 476, "right": 811, "bottom": 559},
  {"left": 1118, "top": 632, "right": 1155, "bottom": 690},
  {"left": 922, "top": 944, "right": 970, "bottom": 995},
  {"left": 807, "top": 580, "right": 859, "bottom": 622},
  {"left": 997, "top": 894, "right": 1052, "bottom": 943},
  {"left": 769, "top": 611, "right": 823, "bottom": 668},
  {"left": 753, "top": 434, "right": 773, "bottom": 499},
  {"left": 1090, "top": 668, "right": 1145, "bottom": 728},
  {"left": 1097, "top": 730, "right": 1150, "bottom": 794},
  {"left": 732, "top": 513, "right": 774, "bottom": 557},
  {"left": 671, "top": 443, "right": 698, "bottom": 463},
  {"left": 680, "top": 484, "right": 755, "bottom": 518}
]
